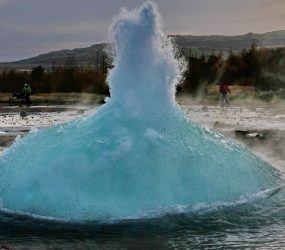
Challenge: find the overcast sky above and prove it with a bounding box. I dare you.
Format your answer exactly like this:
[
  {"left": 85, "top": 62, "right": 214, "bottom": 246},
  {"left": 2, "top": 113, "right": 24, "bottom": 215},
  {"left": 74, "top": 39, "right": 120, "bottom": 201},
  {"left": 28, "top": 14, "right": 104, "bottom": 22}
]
[{"left": 0, "top": 0, "right": 284, "bottom": 62}]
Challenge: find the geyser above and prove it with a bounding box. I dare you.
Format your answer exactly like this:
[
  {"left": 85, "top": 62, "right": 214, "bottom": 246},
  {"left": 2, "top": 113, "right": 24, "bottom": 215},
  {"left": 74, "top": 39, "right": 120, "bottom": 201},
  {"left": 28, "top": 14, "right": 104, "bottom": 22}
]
[{"left": 0, "top": 2, "right": 283, "bottom": 221}]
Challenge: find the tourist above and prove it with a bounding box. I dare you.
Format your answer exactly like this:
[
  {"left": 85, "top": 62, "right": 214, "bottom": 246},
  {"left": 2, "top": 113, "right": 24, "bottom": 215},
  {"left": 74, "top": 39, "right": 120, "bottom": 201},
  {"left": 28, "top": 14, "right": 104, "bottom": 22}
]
[
  {"left": 22, "top": 83, "right": 32, "bottom": 105},
  {"left": 219, "top": 82, "right": 231, "bottom": 107}
]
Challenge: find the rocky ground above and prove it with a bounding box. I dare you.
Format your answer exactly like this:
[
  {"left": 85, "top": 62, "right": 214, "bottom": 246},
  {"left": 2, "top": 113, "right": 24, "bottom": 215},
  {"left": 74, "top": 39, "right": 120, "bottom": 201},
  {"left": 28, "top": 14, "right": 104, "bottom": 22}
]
[{"left": 0, "top": 103, "right": 284, "bottom": 172}]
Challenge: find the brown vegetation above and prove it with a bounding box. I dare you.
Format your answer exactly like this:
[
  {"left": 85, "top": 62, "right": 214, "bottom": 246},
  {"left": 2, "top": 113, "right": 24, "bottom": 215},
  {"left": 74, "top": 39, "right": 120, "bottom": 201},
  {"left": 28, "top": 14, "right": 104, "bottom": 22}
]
[{"left": 0, "top": 44, "right": 284, "bottom": 101}]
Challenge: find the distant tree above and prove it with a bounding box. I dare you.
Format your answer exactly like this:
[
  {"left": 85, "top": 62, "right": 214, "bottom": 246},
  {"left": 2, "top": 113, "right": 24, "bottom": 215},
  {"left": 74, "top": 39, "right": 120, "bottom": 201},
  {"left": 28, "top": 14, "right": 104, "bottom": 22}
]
[
  {"left": 51, "top": 59, "right": 57, "bottom": 72},
  {"left": 241, "top": 42, "right": 261, "bottom": 85},
  {"left": 205, "top": 54, "right": 220, "bottom": 83},
  {"left": 65, "top": 55, "right": 77, "bottom": 68},
  {"left": 31, "top": 65, "right": 44, "bottom": 83},
  {"left": 181, "top": 55, "right": 204, "bottom": 95},
  {"left": 101, "top": 51, "right": 113, "bottom": 75}
]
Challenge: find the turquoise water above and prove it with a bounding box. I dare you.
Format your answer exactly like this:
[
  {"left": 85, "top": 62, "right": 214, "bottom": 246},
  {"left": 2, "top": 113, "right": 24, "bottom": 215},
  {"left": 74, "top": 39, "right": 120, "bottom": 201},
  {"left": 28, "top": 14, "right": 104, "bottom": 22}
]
[
  {"left": 1, "top": 192, "right": 285, "bottom": 249},
  {"left": 0, "top": 2, "right": 285, "bottom": 248}
]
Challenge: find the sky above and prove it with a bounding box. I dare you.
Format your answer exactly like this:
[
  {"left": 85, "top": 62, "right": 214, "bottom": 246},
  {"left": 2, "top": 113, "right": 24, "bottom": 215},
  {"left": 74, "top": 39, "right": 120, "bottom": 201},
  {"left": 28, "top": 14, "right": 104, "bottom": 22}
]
[{"left": 0, "top": 0, "right": 284, "bottom": 62}]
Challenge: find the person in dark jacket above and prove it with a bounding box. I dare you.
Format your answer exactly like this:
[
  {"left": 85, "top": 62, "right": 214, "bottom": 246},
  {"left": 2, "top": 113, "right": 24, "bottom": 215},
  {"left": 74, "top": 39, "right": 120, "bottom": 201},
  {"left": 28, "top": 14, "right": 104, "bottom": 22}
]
[
  {"left": 219, "top": 82, "right": 231, "bottom": 107},
  {"left": 22, "top": 83, "right": 32, "bottom": 105}
]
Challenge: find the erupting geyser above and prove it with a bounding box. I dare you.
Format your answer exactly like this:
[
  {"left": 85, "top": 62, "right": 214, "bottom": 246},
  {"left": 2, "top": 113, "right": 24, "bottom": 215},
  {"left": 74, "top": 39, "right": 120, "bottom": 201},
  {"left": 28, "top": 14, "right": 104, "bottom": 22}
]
[{"left": 0, "top": 2, "right": 283, "bottom": 222}]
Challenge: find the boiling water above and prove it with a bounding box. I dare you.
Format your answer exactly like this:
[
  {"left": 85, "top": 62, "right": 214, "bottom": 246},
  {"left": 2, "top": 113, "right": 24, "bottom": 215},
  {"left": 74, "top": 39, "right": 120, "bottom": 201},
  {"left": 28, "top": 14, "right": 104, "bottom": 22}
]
[{"left": 0, "top": 2, "right": 285, "bottom": 248}]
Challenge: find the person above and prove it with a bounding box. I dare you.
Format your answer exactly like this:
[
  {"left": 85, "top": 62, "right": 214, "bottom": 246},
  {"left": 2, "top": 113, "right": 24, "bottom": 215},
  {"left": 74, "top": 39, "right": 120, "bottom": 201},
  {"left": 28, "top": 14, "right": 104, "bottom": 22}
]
[
  {"left": 22, "top": 83, "right": 32, "bottom": 105},
  {"left": 219, "top": 82, "right": 231, "bottom": 107}
]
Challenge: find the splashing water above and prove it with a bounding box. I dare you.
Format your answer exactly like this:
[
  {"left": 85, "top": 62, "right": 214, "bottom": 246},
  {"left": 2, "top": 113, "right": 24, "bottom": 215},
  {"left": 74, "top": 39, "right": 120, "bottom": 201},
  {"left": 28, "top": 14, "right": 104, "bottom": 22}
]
[{"left": 0, "top": 2, "right": 283, "bottom": 222}]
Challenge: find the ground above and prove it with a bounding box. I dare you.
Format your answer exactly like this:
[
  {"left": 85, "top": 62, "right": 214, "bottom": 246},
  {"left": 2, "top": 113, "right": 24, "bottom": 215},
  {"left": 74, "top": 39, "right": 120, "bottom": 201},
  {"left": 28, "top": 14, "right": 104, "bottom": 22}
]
[{"left": 0, "top": 97, "right": 284, "bottom": 173}]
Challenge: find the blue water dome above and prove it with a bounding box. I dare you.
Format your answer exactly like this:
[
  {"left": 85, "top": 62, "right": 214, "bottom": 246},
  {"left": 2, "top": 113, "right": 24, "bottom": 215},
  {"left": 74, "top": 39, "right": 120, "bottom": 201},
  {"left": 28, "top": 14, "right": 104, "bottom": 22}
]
[{"left": 0, "top": 1, "right": 283, "bottom": 222}]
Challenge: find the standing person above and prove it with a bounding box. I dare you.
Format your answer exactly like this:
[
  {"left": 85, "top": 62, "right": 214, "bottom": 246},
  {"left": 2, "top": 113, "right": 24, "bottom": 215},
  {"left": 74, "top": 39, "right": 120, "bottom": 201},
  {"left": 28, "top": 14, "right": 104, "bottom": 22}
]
[
  {"left": 22, "top": 83, "right": 32, "bottom": 105},
  {"left": 219, "top": 82, "right": 231, "bottom": 107}
]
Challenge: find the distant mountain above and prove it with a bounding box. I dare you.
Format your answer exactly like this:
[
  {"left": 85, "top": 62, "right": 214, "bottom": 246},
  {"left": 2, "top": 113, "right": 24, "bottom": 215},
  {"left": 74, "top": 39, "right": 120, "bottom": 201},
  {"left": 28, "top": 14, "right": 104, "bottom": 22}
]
[
  {"left": 171, "top": 30, "right": 285, "bottom": 56},
  {"left": 0, "top": 43, "right": 108, "bottom": 70},
  {"left": 1, "top": 30, "right": 285, "bottom": 69}
]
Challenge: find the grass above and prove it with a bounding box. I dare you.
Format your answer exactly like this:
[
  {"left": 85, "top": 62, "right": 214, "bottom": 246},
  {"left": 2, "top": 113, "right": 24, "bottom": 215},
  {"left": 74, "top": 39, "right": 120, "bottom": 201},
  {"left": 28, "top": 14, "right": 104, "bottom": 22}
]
[
  {"left": 1, "top": 85, "right": 285, "bottom": 107},
  {"left": 176, "top": 85, "right": 285, "bottom": 108},
  {"left": 0, "top": 92, "right": 106, "bottom": 105}
]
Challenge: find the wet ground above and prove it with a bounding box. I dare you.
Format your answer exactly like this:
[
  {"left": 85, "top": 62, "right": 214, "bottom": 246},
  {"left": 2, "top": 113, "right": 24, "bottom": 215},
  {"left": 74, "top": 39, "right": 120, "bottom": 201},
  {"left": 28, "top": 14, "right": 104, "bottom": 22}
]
[
  {"left": 0, "top": 104, "right": 96, "bottom": 153},
  {"left": 1, "top": 103, "right": 284, "bottom": 171},
  {"left": 182, "top": 104, "right": 285, "bottom": 172}
]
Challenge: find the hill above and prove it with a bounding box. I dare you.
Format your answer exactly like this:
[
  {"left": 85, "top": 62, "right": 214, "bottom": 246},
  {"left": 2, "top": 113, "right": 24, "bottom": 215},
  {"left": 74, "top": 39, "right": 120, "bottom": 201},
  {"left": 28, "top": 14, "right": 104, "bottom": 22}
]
[
  {"left": 0, "top": 43, "right": 107, "bottom": 70},
  {"left": 171, "top": 30, "right": 285, "bottom": 56},
  {"left": 1, "top": 30, "right": 285, "bottom": 69}
]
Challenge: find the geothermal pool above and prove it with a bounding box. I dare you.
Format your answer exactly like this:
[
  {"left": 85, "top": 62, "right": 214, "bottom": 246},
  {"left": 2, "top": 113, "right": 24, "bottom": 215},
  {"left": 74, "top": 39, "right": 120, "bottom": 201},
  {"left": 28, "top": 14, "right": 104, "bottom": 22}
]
[{"left": 1, "top": 2, "right": 285, "bottom": 249}]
